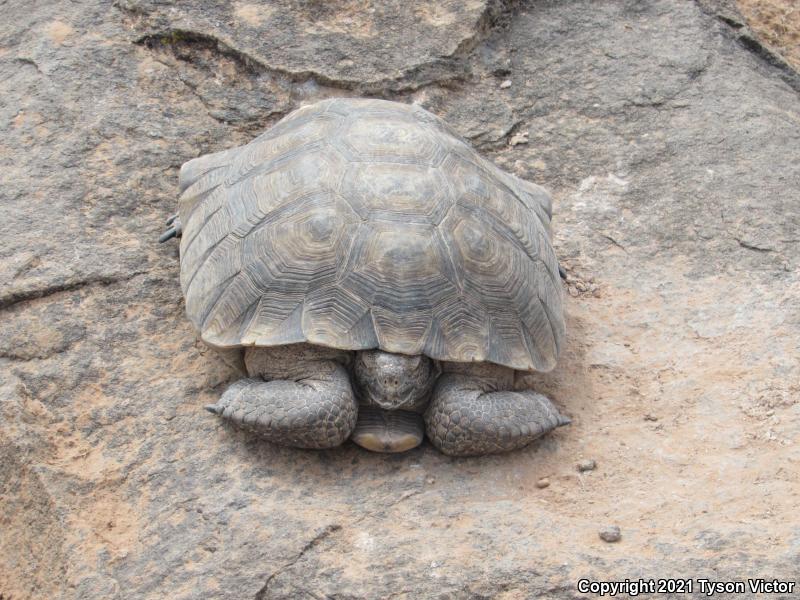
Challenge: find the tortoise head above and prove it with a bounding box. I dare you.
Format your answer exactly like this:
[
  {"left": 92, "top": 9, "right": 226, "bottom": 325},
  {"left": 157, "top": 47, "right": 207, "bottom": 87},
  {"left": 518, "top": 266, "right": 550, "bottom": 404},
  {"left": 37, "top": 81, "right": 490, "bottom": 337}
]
[{"left": 354, "top": 350, "right": 438, "bottom": 411}]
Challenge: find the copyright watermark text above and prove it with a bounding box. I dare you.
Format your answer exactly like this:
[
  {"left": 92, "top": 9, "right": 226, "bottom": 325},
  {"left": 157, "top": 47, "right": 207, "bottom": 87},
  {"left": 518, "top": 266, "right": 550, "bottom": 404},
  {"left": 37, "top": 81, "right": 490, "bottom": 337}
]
[{"left": 576, "top": 578, "right": 796, "bottom": 596}]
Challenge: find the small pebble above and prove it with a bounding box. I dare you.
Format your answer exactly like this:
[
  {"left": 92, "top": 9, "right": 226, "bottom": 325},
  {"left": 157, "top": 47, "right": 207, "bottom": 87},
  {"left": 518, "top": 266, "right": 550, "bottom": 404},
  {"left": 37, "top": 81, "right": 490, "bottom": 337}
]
[
  {"left": 509, "top": 131, "right": 529, "bottom": 146},
  {"left": 577, "top": 459, "right": 596, "bottom": 472},
  {"left": 426, "top": 477, "right": 436, "bottom": 485},
  {"left": 599, "top": 525, "right": 621, "bottom": 543},
  {"left": 644, "top": 414, "right": 658, "bottom": 421},
  {"left": 536, "top": 478, "right": 550, "bottom": 489},
  {"left": 499, "top": 79, "right": 512, "bottom": 89}
]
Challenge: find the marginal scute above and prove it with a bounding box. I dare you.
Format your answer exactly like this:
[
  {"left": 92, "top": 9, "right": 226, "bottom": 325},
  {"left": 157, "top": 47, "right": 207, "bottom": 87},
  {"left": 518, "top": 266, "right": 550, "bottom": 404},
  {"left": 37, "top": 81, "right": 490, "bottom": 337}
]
[
  {"left": 179, "top": 147, "right": 239, "bottom": 193},
  {"left": 179, "top": 98, "right": 565, "bottom": 371},
  {"left": 425, "top": 295, "right": 489, "bottom": 363},
  {"left": 302, "top": 286, "right": 375, "bottom": 348}
]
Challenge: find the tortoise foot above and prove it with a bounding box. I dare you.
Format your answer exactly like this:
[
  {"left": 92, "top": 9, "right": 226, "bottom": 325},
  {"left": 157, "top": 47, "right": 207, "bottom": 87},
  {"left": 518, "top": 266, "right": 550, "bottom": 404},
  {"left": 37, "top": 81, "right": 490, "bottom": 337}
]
[
  {"left": 424, "top": 374, "right": 570, "bottom": 457},
  {"left": 206, "top": 369, "right": 357, "bottom": 449}
]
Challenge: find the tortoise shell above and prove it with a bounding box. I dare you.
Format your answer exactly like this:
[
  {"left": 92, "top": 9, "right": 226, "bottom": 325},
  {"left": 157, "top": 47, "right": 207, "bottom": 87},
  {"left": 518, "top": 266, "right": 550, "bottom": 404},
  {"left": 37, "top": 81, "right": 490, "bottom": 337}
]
[{"left": 177, "top": 98, "right": 564, "bottom": 371}]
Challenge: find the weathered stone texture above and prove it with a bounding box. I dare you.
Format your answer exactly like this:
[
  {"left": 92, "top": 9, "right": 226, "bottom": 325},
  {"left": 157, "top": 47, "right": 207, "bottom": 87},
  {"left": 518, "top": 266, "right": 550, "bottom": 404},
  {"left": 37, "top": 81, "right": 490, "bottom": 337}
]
[{"left": 1, "top": 1, "right": 798, "bottom": 598}]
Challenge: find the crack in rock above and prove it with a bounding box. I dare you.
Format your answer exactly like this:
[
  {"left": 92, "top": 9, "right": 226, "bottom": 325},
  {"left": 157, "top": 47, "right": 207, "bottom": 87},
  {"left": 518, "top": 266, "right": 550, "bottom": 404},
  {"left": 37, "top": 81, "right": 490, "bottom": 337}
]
[
  {"left": 600, "top": 234, "right": 629, "bottom": 254},
  {"left": 132, "top": 0, "right": 523, "bottom": 96},
  {"left": 253, "top": 489, "right": 422, "bottom": 598},
  {"left": 0, "top": 343, "right": 79, "bottom": 363},
  {"left": 347, "top": 488, "right": 422, "bottom": 528},
  {"left": 694, "top": 0, "right": 800, "bottom": 94},
  {"left": 449, "top": 0, "right": 521, "bottom": 59},
  {"left": 735, "top": 237, "right": 774, "bottom": 253},
  {"left": 135, "top": 27, "right": 469, "bottom": 95},
  {"left": 14, "top": 56, "right": 43, "bottom": 74},
  {"left": 0, "top": 271, "right": 147, "bottom": 311},
  {"left": 254, "top": 524, "right": 342, "bottom": 600},
  {"left": 176, "top": 75, "right": 233, "bottom": 125},
  {"left": 135, "top": 30, "right": 265, "bottom": 76},
  {"left": 472, "top": 118, "right": 523, "bottom": 150},
  {"left": 735, "top": 33, "right": 799, "bottom": 83}
]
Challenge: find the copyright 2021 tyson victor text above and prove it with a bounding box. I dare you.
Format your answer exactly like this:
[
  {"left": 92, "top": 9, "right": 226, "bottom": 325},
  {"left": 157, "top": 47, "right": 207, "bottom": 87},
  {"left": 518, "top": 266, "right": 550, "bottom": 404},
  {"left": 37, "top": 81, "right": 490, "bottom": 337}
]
[{"left": 576, "top": 578, "right": 796, "bottom": 596}]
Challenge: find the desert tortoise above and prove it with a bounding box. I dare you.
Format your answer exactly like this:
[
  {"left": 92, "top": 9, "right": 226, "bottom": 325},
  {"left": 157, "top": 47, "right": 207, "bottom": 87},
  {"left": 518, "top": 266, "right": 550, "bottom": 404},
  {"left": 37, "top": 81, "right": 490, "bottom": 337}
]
[{"left": 161, "top": 98, "right": 568, "bottom": 456}]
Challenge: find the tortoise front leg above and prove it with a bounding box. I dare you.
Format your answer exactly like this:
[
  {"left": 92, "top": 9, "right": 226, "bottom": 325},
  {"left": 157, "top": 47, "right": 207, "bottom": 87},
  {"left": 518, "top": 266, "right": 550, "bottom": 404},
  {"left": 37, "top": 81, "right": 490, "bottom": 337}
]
[
  {"left": 424, "top": 370, "right": 569, "bottom": 457},
  {"left": 158, "top": 213, "right": 182, "bottom": 242},
  {"left": 206, "top": 361, "right": 358, "bottom": 449}
]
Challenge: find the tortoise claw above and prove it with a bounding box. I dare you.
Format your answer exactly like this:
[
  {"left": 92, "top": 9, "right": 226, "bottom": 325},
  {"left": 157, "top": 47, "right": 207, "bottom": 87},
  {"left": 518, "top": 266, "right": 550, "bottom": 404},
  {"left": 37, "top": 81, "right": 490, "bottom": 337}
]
[
  {"left": 159, "top": 226, "right": 178, "bottom": 243},
  {"left": 159, "top": 215, "right": 182, "bottom": 243}
]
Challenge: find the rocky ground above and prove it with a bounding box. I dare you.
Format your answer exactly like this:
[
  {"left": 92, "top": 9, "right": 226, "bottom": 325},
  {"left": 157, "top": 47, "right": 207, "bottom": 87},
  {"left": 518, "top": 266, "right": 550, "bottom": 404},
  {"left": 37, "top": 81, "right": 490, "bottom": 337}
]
[
  {"left": 1, "top": 1, "right": 799, "bottom": 598},
  {"left": 738, "top": 0, "right": 800, "bottom": 70}
]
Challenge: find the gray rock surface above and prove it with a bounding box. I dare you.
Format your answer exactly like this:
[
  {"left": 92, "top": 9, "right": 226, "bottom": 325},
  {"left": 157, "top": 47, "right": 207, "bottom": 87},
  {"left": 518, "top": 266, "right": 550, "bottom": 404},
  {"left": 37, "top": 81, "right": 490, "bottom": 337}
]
[{"left": 1, "top": 1, "right": 799, "bottom": 598}]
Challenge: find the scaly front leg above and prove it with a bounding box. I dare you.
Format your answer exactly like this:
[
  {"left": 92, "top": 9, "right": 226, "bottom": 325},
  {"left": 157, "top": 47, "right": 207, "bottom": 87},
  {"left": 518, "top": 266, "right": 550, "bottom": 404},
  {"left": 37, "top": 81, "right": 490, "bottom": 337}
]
[
  {"left": 424, "top": 367, "right": 569, "bottom": 457},
  {"left": 206, "top": 361, "right": 358, "bottom": 449}
]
